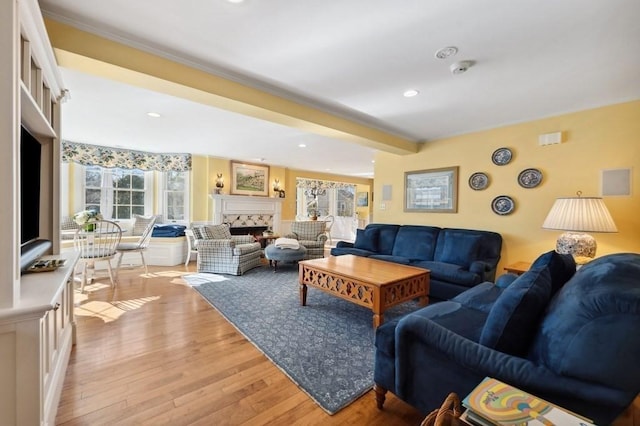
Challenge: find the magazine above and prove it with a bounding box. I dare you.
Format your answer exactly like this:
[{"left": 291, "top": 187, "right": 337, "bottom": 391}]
[{"left": 462, "top": 377, "right": 595, "bottom": 426}]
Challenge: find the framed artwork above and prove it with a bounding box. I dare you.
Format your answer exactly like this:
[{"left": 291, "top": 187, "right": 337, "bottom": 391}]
[
  {"left": 404, "top": 166, "right": 459, "bottom": 213},
  {"left": 230, "top": 161, "right": 270, "bottom": 196},
  {"left": 356, "top": 192, "right": 369, "bottom": 207}
]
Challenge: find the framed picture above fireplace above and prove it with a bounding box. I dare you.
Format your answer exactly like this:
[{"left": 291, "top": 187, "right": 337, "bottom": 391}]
[{"left": 230, "top": 161, "right": 270, "bottom": 196}]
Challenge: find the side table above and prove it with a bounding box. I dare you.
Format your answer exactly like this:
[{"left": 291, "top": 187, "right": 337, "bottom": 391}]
[{"left": 503, "top": 261, "right": 531, "bottom": 275}]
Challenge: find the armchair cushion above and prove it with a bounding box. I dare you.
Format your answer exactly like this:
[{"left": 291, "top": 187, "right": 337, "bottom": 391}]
[
  {"left": 480, "top": 266, "right": 552, "bottom": 356},
  {"left": 354, "top": 227, "right": 379, "bottom": 252}
]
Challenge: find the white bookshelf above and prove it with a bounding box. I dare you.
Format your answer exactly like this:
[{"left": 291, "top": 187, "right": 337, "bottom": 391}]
[{"left": 0, "top": 0, "right": 71, "bottom": 424}]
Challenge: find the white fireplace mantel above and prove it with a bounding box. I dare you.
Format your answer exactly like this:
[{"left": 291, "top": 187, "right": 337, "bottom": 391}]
[{"left": 209, "top": 194, "right": 283, "bottom": 234}]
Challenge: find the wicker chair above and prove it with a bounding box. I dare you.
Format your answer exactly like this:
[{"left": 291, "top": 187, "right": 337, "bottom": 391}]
[
  {"left": 193, "top": 224, "right": 262, "bottom": 275},
  {"left": 285, "top": 221, "right": 327, "bottom": 260}
]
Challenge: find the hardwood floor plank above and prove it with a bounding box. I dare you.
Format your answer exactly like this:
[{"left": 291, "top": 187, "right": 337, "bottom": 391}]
[{"left": 55, "top": 264, "right": 425, "bottom": 425}]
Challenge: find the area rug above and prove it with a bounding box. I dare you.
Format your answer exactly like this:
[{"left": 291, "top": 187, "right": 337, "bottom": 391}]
[{"left": 188, "top": 265, "right": 421, "bottom": 415}]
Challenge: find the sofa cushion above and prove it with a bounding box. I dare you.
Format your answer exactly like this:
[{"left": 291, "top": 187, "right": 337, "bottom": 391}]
[
  {"left": 528, "top": 253, "right": 640, "bottom": 390},
  {"left": 412, "top": 261, "right": 481, "bottom": 286},
  {"left": 452, "top": 282, "right": 504, "bottom": 313},
  {"left": 375, "top": 301, "right": 488, "bottom": 357},
  {"left": 437, "top": 232, "right": 482, "bottom": 267},
  {"left": 367, "top": 224, "right": 400, "bottom": 255},
  {"left": 480, "top": 266, "right": 552, "bottom": 356},
  {"left": 354, "top": 227, "right": 379, "bottom": 252},
  {"left": 530, "top": 250, "right": 576, "bottom": 294},
  {"left": 391, "top": 225, "right": 440, "bottom": 261}
]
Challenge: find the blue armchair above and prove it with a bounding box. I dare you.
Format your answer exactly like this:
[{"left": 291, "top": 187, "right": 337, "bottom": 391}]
[{"left": 374, "top": 251, "right": 640, "bottom": 425}]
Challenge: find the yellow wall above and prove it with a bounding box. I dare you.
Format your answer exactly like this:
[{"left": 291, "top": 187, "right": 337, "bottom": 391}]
[
  {"left": 189, "top": 157, "right": 373, "bottom": 221},
  {"left": 374, "top": 100, "right": 640, "bottom": 274}
]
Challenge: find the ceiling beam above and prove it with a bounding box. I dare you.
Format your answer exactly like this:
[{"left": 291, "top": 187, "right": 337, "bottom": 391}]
[{"left": 45, "top": 19, "right": 418, "bottom": 155}]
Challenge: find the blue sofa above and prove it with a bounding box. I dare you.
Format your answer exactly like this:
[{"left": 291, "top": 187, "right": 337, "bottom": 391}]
[
  {"left": 373, "top": 251, "right": 640, "bottom": 425},
  {"left": 330, "top": 224, "right": 502, "bottom": 300}
]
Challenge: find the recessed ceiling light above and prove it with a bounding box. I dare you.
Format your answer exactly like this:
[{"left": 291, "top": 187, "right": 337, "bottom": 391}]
[
  {"left": 435, "top": 46, "right": 458, "bottom": 60},
  {"left": 403, "top": 89, "right": 419, "bottom": 98},
  {"left": 298, "top": 144, "right": 307, "bottom": 148},
  {"left": 146, "top": 112, "right": 161, "bottom": 118},
  {"left": 371, "top": 160, "right": 375, "bottom": 163}
]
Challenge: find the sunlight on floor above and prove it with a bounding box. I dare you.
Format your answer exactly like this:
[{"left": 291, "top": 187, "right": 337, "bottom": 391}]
[
  {"left": 74, "top": 282, "right": 161, "bottom": 323},
  {"left": 74, "top": 296, "right": 161, "bottom": 323}
]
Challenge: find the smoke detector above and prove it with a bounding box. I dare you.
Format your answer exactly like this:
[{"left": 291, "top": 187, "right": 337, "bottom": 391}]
[{"left": 450, "top": 61, "right": 473, "bottom": 75}]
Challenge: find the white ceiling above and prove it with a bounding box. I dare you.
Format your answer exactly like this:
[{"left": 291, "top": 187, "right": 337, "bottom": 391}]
[{"left": 41, "top": 0, "right": 640, "bottom": 177}]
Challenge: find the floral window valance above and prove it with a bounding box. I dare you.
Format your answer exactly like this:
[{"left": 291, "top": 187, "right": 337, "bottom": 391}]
[
  {"left": 62, "top": 141, "right": 192, "bottom": 172},
  {"left": 296, "top": 178, "right": 355, "bottom": 190}
]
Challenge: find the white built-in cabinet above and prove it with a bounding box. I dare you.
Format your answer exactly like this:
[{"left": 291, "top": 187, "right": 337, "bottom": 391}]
[{"left": 0, "top": 0, "right": 72, "bottom": 425}]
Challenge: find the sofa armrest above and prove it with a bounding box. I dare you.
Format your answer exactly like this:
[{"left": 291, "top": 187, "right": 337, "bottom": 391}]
[
  {"left": 284, "top": 232, "right": 298, "bottom": 239},
  {"left": 469, "top": 260, "right": 497, "bottom": 282},
  {"left": 395, "top": 315, "right": 629, "bottom": 410},
  {"left": 336, "top": 241, "right": 354, "bottom": 249}
]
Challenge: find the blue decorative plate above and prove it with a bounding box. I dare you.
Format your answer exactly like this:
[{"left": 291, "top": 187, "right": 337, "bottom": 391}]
[
  {"left": 468, "top": 172, "right": 489, "bottom": 190},
  {"left": 518, "top": 168, "right": 543, "bottom": 188},
  {"left": 492, "top": 147, "right": 513, "bottom": 165},
  {"left": 491, "top": 195, "right": 515, "bottom": 215}
]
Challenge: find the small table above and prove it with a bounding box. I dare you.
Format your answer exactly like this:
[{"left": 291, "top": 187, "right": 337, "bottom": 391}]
[
  {"left": 299, "top": 255, "right": 429, "bottom": 328},
  {"left": 255, "top": 234, "right": 279, "bottom": 248},
  {"left": 503, "top": 261, "right": 531, "bottom": 275}
]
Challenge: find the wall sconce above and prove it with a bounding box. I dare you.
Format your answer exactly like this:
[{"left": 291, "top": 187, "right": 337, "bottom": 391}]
[
  {"left": 214, "top": 173, "right": 224, "bottom": 194},
  {"left": 273, "top": 179, "right": 281, "bottom": 192}
]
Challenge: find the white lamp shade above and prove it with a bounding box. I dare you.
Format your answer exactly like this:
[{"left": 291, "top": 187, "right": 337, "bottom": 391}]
[{"left": 542, "top": 197, "right": 617, "bottom": 233}]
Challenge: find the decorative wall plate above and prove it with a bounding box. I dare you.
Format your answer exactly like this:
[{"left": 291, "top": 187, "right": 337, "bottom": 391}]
[
  {"left": 491, "top": 195, "right": 515, "bottom": 215},
  {"left": 518, "top": 168, "right": 543, "bottom": 188},
  {"left": 491, "top": 147, "right": 513, "bottom": 165},
  {"left": 468, "top": 172, "right": 489, "bottom": 190}
]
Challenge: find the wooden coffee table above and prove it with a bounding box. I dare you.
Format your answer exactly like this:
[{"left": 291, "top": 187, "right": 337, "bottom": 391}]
[{"left": 298, "top": 255, "right": 430, "bottom": 328}]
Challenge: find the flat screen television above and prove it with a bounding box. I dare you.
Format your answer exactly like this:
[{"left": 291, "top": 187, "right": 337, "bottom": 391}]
[
  {"left": 20, "top": 125, "right": 42, "bottom": 246},
  {"left": 19, "top": 125, "right": 52, "bottom": 273}
]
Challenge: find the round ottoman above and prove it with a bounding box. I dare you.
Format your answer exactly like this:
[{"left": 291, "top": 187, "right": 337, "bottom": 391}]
[{"left": 264, "top": 244, "right": 307, "bottom": 272}]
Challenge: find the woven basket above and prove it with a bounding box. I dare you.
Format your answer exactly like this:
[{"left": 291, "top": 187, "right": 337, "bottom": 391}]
[{"left": 420, "top": 393, "right": 465, "bottom": 426}]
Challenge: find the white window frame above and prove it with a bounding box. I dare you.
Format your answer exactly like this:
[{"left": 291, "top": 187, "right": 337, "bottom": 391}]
[
  {"left": 72, "top": 165, "right": 153, "bottom": 219},
  {"left": 159, "top": 170, "right": 190, "bottom": 225}
]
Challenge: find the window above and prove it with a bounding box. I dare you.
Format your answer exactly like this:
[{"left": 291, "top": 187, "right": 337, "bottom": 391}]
[
  {"left": 83, "top": 166, "right": 150, "bottom": 219},
  {"left": 163, "top": 171, "right": 189, "bottom": 222}
]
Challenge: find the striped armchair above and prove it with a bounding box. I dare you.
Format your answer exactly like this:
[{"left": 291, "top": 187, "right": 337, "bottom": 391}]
[
  {"left": 193, "top": 224, "right": 262, "bottom": 275},
  {"left": 285, "top": 221, "right": 327, "bottom": 260}
]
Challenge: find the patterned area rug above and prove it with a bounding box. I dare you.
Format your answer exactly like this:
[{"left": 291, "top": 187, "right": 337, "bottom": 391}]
[{"left": 189, "top": 265, "right": 421, "bottom": 415}]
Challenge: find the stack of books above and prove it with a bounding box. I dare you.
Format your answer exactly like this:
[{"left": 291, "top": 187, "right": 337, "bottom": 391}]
[{"left": 461, "top": 377, "right": 595, "bottom": 426}]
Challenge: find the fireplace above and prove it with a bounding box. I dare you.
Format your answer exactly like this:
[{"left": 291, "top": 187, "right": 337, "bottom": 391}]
[
  {"left": 209, "top": 194, "right": 283, "bottom": 235},
  {"left": 229, "top": 225, "right": 268, "bottom": 237}
]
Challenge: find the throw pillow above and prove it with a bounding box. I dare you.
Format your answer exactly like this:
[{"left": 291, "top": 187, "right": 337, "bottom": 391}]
[
  {"left": 480, "top": 266, "right": 552, "bottom": 356},
  {"left": 354, "top": 227, "right": 379, "bottom": 252},
  {"left": 438, "top": 233, "right": 482, "bottom": 267},
  {"left": 132, "top": 214, "right": 156, "bottom": 236},
  {"left": 206, "top": 224, "right": 232, "bottom": 240},
  {"left": 530, "top": 250, "right": 576, "bottom": 295}
]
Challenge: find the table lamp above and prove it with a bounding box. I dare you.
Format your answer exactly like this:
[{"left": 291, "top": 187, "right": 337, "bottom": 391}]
[{"left": 542, "top": 191, "right": 617, "bottom": 263}]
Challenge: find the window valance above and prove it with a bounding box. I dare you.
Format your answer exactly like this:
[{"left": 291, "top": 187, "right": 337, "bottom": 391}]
[
  {"left": 296, "top": 178, "right": 354, "bottom": 190},
  {"left": 62, "top": 141, "right": 192, "bottom": 172}
]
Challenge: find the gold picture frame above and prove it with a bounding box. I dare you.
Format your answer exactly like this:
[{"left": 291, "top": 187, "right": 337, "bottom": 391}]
[
  {"left": 404, "top": 166, "right": 459, "bottom": 213},
  {"left": 230, "top": 161, "right": 270, "bottom": 196}
]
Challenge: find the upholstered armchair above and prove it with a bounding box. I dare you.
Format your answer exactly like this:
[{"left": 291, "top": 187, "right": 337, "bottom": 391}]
[
  {"left": 285, "top": 221, "right": 327, "bottom": 260},
  {"left": 192, "top": 224, "right": 262, "bottom": 275}
]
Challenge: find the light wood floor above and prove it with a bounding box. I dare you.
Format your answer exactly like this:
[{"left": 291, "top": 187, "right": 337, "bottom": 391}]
[{"left": 55, "top": 263, "right": 425, "bottom": 425}]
